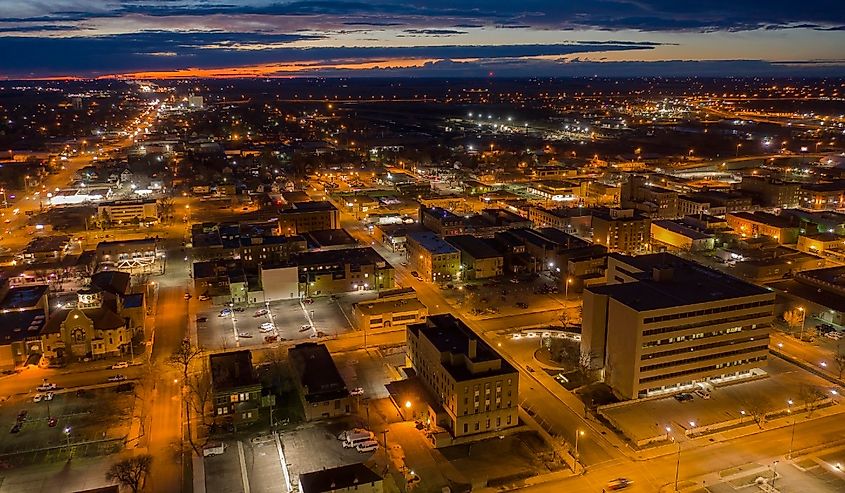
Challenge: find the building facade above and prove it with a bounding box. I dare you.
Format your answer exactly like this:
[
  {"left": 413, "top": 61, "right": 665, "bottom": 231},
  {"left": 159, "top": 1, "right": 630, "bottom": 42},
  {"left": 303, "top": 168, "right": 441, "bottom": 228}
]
[
  {"left": 591, "top": 208, "right": 651, "bottom": 254},
  {"left": 407, "top": 314, "right": 519, "bottom": 439},
  {"left": 582, "top": 253, "right": 774, "bottom": 400},
  {"left": 279, "top": 201, "right": 340, "bottom": 234},
  {"left": 406, "top": 231, "right": 461, "bottom": 283}
]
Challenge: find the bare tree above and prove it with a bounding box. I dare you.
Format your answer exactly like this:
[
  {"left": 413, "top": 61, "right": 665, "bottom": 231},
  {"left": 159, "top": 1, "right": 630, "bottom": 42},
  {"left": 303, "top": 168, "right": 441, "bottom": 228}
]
[
  {"left": 105, "top": 454, "right": 152, "bottom": 493},
  {"left": 188, "top": 368, "right": 215, "bottom": 430},
  {"left": 783, "top": 309, "right": 803, "bottom": 330},
  {"left": 743, "top": 401, "right": 768, "bottom": 429},
  {"left": 799, "top": 384, "right": 827, "bottom": 416},
  {"left": 577, "top": 350, "right": 596, "bottom": 383},
  {"left": 168, "top": 340, "right": 202, "bottom": 382},
  {"left": 834, "top": 342, "right": 845, "bottom": 380}
]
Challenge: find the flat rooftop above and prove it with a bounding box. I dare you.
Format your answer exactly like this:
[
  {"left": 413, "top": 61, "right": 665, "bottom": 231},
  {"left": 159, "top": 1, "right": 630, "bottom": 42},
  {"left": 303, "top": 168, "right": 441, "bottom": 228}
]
[
  {"left": 299, "top": 463, "right": 381, "bottom": 493},
  {"left": 445, "top": 235, "right": 502, "bottom": 259},
  {"left": 728, "top": 211, "right": 795, "bottom": 229},
  {"left": 594, "top": 253, "right": 771, "bottom": 311},
  {"left": 0, "top": 284, "right": 48, "bottom": 309},
  {"left": 408, "top": 231, "right": 459, "bottom": 255},
  {"left": 288, "top": 342, "right": 348, "bottom": 401},
  {"left": 294, "top": 246, "right": 388, "bottom": 267},
  {"left": 354, "top": 297, "right": 426, "bottom": 316},
  {"left": 652, "top": 220, "right": 712, "bottom": 240},
  {"left": 210, "top": 350, "right": 259, "bottom": 391},
  {"left": 409, "top": 314, "right": 517, "bottom": 382},
  {"left": 282, "top": 201, "right": 337, "bottom": 212}
]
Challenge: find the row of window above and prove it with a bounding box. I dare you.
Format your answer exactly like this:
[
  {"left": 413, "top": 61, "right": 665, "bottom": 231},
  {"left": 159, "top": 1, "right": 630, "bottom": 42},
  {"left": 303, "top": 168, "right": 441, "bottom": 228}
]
[
  {"left": 641, "top": 335, "right": 768, "bottom": 361},
  {"left": 461, "top": 414, "right": 512, "bottom": 434},
  {"left": 642, "top": 311, "right": 771, "bottom": 337},
  {"left": 643, "top": 300, "right": 774, "bottom": 325},
  {"left": 640, "top": 345, "right": 768, "bottom": 374},
  {"left": 642, "top": 325, "right": 748, "bottom": 348},
  {"left": 639, "top": 355, "right": 766, "bottom": 384}
]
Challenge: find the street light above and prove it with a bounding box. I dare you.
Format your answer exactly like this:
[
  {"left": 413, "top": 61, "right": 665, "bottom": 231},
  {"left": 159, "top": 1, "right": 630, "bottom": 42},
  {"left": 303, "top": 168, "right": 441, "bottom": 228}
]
[
  {"left": 574, "top": 429, "right": 585, "bottom": 472},
  {"left": 787, "top": 399, "right": 797, "bottom": 459},
  {"left": 565, "top": 277, "right": 573, "bottom": 297},
  {"left": 64, "top": 426, "right": 72, "bottom": 456},
  {"left": 797, "top": 307, "right": 807, "bottom": 341},
  {"left": 771, "top": 460, "right": 779, "bottom": 488}
]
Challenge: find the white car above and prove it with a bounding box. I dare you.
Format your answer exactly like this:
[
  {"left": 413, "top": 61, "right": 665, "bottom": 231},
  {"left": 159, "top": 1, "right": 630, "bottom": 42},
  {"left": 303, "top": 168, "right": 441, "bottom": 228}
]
[
  {"left": 254, "top": 309, "right": 269, "bottom": 317},
  {"left": 33, "top": 393, "right": 43, "bottom": 403},
  {"left": 111, "top": 361, "right": 129, "bottom": 369},
  {"left": 107, "top": 374, "right": 127, "bottom": 382},
  {"left": 350, "top": 387, "right": 365, "bottom": 396},
  {"left": 37, "top": 383, "right": 56, "bottom": 391},
  {"left": 260, "top": 322, "right": 274, "bottom": 330},
  {"left": 356, "top": 440, "right": 379, "bottom": 453},
  {"left": 259, "top": 326, "right": 274, "bottom": 333}
]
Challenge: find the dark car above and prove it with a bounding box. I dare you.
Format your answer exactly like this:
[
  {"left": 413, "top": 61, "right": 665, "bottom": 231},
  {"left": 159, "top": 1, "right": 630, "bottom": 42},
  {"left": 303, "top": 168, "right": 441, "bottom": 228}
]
[
  {"left": 16, "top": 410, "right": 27, "bottom": 422},
  {"left": 196, "top": 316, "right": 208, "bottom": 323},
  {"left": 10, "top": 423, "right": 22, "bottom": 434},
  {"left": 233, "top": 307, "right": 245, "bottom": 312},
  {"left": 48, "top": 417, "right": 58, "bottom": 428},
  {"left": 515, "top": 302, "right": 529, "bottom": 309},
  {"left": 674, "top": 393, "right": 694, "bottom": 402}
]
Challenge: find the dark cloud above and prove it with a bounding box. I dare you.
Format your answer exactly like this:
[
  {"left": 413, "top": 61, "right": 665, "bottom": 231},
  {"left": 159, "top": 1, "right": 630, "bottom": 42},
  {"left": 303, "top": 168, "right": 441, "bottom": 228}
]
[
  {"left": 0, "top": 31, "right": 655, "bottom": 76},
  {"left": 402, "top": 29, "right": 467, "bottom": 35}
]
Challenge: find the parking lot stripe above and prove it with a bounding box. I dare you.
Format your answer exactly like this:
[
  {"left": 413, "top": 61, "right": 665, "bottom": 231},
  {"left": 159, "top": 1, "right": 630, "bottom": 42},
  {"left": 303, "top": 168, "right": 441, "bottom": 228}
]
[{"left": 237, "top": 440, "right": 251, "bottom": 493}]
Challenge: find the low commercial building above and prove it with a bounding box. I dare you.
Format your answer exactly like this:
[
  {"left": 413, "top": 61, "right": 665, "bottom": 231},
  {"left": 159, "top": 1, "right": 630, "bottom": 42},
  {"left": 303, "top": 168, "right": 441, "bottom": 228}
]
[
  {"left": 19, "top": 235, "right": 72, "bottom": 264},
  {"left": 279, "top": 201, "right": 340, "bottom": 234},
  {"left": 406, "top": 314, "right": 519, "bottom": 441},
  {"left": 590, "top": 208, "right": 651, "bottom": 254},
  {"left": 527, "top": 206, "right": 593, "bottom": 236},
  {"left": 351, "top": 289, "right": 428, "bottom": 333},
  {"left": 582, "top": 253, "right": 774, "bottom": 400},
  {"left": 40, "top": 299, "right": 131, "bottom": 364},
  {"left": 0, "top": 310, "right": 46, "bottom": 369},
  {"left": 299, "top": 463, "right": 383, "bottom": 493},
  {"left": 651, "top": 220, "right": 714, "bottom": 252},
  {"left": 210, "top": 350, "right": 264, "bottom": 429},
  {"left": 288, "top": 343, "right": 352, "bottom": 421},
  {"left": 526, "top": 180, "right": 580, "bottom": 203},
  {"left": 445, "top": 235, "right": 504, "bottom": 280},
  {"left": 739, "top": 176, "right": 800, "bottom": 208},
  {"left": 726, "top": 211, "right": 799, "bottom": 244},
  {"left": 372, "top": 223, "right": 425, "bottom": 253},
  {"left": 297, "top": 247, "right": 395, "bottom": 296},
  {"left": 95, "top": 238, "right": 162, "bottom": 272},
  {"left": 406, "top": 231, "right": 460, "bottom": 283},
  {"left": 797, "top": 233, "right": 845, "bottom": 254},
  {"left": 97, "top": 198, "right": 158, "bottom": 225}
]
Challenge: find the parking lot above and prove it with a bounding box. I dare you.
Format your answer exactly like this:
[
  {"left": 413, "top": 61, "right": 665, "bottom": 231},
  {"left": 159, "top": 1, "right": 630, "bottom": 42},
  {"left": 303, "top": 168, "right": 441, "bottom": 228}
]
[
  {"left": 203, "top": 435, "right": 288, "bottom": 493},
  {"left": 601, "top": 357, "right": 841, "bottom": 445},
  {"left": 0, "top": 386, "right": 134, "bottom": 462},
  {"left": 195, "top": 295, "right": 355, "bottom": 350}
]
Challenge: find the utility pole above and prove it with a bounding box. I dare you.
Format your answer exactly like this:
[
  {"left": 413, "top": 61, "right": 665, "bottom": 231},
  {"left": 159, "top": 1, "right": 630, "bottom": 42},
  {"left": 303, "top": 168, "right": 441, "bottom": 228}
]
[{"left": 674, "top": 439, "right": 681, "bottom": 492}]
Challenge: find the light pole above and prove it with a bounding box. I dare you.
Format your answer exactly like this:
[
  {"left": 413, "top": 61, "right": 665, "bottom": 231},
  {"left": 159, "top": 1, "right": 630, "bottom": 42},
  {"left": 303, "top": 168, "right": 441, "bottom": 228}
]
[
  {"left": 574, "top": 429, "right": 584, "bottom": 472},
  {"left": 787, "top": 399, "right": 797, "bottom": 459},
  {"left": 565, "top": 278, "right": 572, "bottom": 297},
  {"left": 64, "top": 426, "right": 72, "bottom": 457},
  {"left": 674, "top": 438, "right": 681, "bottom": 492},
  {"left": 771, "top": 460, "right": 779, "bottom": 488},
  {"left": 798, "top": 307, "right": 807, "bottom": 341},
  {"left": 736, "top": 143, "right": 742, "bottom": 157}
]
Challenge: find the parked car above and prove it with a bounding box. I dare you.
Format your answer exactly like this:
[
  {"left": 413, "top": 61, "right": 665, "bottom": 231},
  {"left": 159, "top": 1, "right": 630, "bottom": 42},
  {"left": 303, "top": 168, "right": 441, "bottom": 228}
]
[
  {"left": 303, "top": 298, "right": 314, "bottom": 305},
  {"left": 183, "top": 293, "right": 192, "bottom": 300},
  {"left": 17, "top": 410, "right": 27, "bottom": 421},
  {"left": 196, "top": 316, "right": 208, "bottom": 323},
  {"left": 254, "top": 309, "right": 268, "bottom": 317},
  {"left": 260, "top": 322, "right": 274, "bottom": 330},
  {"left": 237, "top": 332, "right": 253, "bottom": 338},
  {"left": 263, "top": 335, "right": 279, "bottom": 343},
  {"left": 674, "top": 393, "right": 694, "bottom": 402},
  {"left": 693, "top": 389, "right": 710, "bottom": 399},
  {"left": 107, "top": 374, "right": 127, "bottom": 382},
  {"left": 111, "top": 361, "right": 129, "bottom": 369},
  {"left": 410, "top": 271, "right": 420, "bottom": 279},
  {"left": 515, "top": 302, "right": 528, "bottom": 309},
  {"left": 33, "top": 394, "right": 43, "bottom": 403},
  {"left": 48, "top": 417, "right": 57, "bottom": 427},
  {"left": 605, "top": 478, "right": 631, "bottom": 491},
  {"left": 350, "top": 387, "right": 365, "bottom": 396},
  {"left": 337, "top": 428, "right": 368, "bottom": 441},
  {"left": 44, "top": 392, "right": 54, "bottom": 401},
  {"left": 37, "top": 383, "right": 56, "bottom": 391},
  {"left": 233, "top": 307, "right": 245, "bottom": 312},
  {"left": 299, "top": 324, "right": 312, "bottom": 332},
  {"left": 219, "top": 308, "right": 232, "bottom": 317},
  {"left": 198, "top": 294, "right": 210, "bottom": 301},
  {"left": 9, "top": 423, "right": 21, "bottom": 434},
  {"left": 356, "top": 440, "right": 380, "bottom": 453}
]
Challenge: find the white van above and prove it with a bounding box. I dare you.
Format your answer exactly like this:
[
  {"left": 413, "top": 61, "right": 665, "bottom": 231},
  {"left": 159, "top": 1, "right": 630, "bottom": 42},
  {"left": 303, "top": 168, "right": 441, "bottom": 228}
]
[
  {"left": 356, "top": 440, "right": 379, "bottom": 453},
  {"left": 343, "top": 432, "right": 374, "bottom": 448},
  {"left": 202, "top": 443, "right": 227, "bottom": 457}
]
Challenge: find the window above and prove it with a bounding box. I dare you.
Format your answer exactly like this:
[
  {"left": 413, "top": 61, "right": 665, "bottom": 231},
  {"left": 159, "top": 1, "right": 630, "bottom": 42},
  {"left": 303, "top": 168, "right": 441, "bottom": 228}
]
[{"left": 463, "top": 423, "right": 468, "bottom": 433}]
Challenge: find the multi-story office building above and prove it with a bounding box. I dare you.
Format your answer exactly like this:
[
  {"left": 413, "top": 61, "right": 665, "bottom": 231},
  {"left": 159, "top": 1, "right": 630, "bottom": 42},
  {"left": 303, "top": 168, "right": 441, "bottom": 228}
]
[
  {"left": 406, "top": 231, "right": 461, "bottom": 282},
  {"left": 407, "top": 314, "right": 519, "bottom": 439},
  {"left": 590, "top": 207, "right": 651, "bottom": 254},
  {"left": 419, "top": 205, "right": 465, "bottom": 236},
  {"left": 799, "top": 182, "right": 845, "bottom": 211},
  {"left": 279, "top": 201, "right": 340, "bottom": 234},
  {"left": 622, "top": 175, "right": 679, "bottom": 218},
  {"left": 527, "top": 206, "right": 593, "bottom": 236},
  {"left": 739, "top": 176, "right": 801, "bottom": 208},
  {"left": 582, "top": 253, "right": 774, "bottom": 400}
]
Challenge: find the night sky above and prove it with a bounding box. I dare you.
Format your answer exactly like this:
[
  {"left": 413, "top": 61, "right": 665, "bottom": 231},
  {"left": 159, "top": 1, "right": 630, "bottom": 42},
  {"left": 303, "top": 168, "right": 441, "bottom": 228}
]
[{"left": 1, "top": 1, "right": 844, "bottom": 78}]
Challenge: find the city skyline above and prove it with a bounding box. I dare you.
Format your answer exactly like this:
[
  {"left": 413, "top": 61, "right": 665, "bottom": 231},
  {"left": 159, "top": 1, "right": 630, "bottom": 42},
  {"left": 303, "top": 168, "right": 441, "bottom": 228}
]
[{"left": 1, "top": 1, "right": 845, "bottom": 78}]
